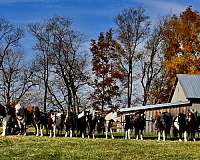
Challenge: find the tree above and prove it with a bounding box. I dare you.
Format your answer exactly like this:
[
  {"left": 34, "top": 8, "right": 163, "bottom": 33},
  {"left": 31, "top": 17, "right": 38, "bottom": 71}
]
[
  {"left": 49, "top": 17, "right": 89, "bottom": 112},
  {"left": 115, "top": 7, "right": 150, "bottom": 107},
  {"left": 0, "top": 17, "right": 23, "bottom": 69},
  {"left": 30, "top": 16, "right": 89, "bottom": 112},
  {"left": 29, "top": 21, "right": 54, "bottom": 112},
  {"left": 139, "top": 26, "right": 164, "bottom": 105},
  {"left": 90, "top": 30, "right": 125, "bottom": 111},
  {"left": 0, "top": 18, "right": 36, "bottom": 105},
  {"left": 0, "top": 49, "right": 37, "bottom": 105},
  {"left": 161, "top": 6, "right": 200, "bottom": 90}
]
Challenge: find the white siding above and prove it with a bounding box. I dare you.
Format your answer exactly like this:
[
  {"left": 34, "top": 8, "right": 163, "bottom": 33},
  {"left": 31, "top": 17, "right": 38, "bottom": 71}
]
[{"left": 171, "top": 81, "right": 187, "bottom": 103}]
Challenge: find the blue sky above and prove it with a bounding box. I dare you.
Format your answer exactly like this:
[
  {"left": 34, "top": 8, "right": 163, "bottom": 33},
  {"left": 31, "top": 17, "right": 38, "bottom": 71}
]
[{"left": 0, "top": 0, "right": 199, "bottom": 60}]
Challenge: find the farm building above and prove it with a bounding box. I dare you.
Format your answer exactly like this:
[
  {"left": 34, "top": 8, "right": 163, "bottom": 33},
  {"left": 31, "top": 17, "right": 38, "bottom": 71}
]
[{"left": 119, "top": 74, "right": 200, "bottom": 133}]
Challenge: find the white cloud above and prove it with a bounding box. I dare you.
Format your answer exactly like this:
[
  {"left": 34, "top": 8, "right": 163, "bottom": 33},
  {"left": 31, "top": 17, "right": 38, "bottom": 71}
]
[
  {"left": 135, "top": 0, "right": 186, "bottom": 15},
  {"left": 132, "top": 0, "right": 186, "bottom": 24}
]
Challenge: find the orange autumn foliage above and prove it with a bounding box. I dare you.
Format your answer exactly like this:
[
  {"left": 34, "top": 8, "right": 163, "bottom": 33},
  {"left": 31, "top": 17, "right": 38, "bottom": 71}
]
[
  {"left": 90, "top": 30, "right": 125, "bottom": 110},
  {"left": 162, "top": 6, "right": 200, "bottom": 87}
]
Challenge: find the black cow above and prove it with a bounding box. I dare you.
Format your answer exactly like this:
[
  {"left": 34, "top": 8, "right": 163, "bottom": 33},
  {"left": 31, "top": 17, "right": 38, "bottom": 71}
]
[
  {"left": 131, "top": 111, "right": 146, "bottom": 140},
  {"left": 64, "top": 109, "right": 78, "bottom": 138},
  {"left": 124, "top": 114, "right": 134, "bottom": 139}
]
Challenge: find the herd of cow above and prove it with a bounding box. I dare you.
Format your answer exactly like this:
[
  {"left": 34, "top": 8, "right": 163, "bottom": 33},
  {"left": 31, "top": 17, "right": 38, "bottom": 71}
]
[{"left": 0, "top": 102, "right": 200, "bottom": 142}]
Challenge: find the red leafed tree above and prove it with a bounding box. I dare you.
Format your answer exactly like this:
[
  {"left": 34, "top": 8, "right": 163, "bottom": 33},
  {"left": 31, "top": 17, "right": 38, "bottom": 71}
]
[{"left": 90, "top": 30, "right": 125, "bottom": 111}]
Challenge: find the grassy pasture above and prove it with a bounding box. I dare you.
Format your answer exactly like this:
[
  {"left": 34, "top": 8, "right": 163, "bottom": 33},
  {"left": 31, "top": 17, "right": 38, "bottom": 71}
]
[{"left": 0, "top": 135, "right": 200, "bottom": 160}]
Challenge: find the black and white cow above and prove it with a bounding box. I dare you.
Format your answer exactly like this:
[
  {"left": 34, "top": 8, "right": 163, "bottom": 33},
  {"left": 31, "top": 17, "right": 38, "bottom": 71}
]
[
  {"left": 0, "top": 104, "right": 12, "bottom": 136},
  {"left": 124, "top": 114, "right": 134, "bottom": 139},
  {"left": 87, "top": 110, "right": 98, "bottom": 139},
  {"left": 132, "top": 111, "right": 146, "bottom": 140},
  {"left": 64, "top": 109, "right": 78, "bottom": 138},
  {"left": 77, "top": 110, "right": 90, "bottom": 138},
  {"left": 173, "top": 113, "right": 188, "bottom": 141},
  {"left": 104, "top": 110, "right": 118, "bottom": 139},
  {"left": 15, "top": 103, "right": 35, "bottom": 136},
  {"left": 96, "top": 113, "right": 105, "bottom": 135},
  {"left": 32, "top": 106, "right": 48, "bottom": 136},
  {"left": 48, "top": 111, "right": 65, "bottom": 137},
  {"left": 155, "top": 112, "right": 172, "bottom": 141}
]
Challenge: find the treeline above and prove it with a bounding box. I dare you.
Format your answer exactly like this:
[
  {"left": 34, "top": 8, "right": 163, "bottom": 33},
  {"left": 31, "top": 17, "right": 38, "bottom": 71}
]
[{"left": 0, "top": 6, "right": 199, "bottom": 112}]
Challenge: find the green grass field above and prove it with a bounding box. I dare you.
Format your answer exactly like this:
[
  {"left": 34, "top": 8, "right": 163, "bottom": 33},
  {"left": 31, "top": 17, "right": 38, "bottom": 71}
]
[{"left": 0, "top": 135, "right": 200, "bottom": 160}]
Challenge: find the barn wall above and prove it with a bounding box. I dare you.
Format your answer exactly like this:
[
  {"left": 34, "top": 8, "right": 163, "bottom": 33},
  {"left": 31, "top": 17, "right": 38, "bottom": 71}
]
[
  {"left": 171, "top": 81, "right": 187, "bottom": 103},
  {"left": 119, "top": 102, "right": 200, "bottom": 133},
  {"left": 190, "top": 102, "right": 200, "bottom": 112},
  {"left": 144, "top": 105, "right": 190, "bottom": 133}
]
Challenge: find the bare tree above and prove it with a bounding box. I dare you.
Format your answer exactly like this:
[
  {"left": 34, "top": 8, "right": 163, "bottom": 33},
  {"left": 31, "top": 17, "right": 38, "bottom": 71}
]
[
  {"left": 30, "top": 16, "right": 89, "bottom": 112},
  {"left": 29, "top": 22, "right": 53, "bottom": 112},
  {"left": 0, "top": 49, "right": 37, "bottom": 105},
  {"left": 115, "top": 7, "right": 150, "bottom": 107},
  {"left": 0, "top": 18, "right": 37, "bottom": 105},
  {"left": 139, "top": 26, "right": 164, "bottom": 105},
  {"left": 48, "top": 17, "right": 89, "bottom": 112},
  {"left": 0, "top": 17, "right": 23, "bottom": 68}
]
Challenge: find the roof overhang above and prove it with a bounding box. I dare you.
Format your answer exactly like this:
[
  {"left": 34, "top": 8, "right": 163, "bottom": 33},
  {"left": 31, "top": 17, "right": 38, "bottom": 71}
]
[{"left": 119, "top": 101, "right": 191, "bottom": 113}]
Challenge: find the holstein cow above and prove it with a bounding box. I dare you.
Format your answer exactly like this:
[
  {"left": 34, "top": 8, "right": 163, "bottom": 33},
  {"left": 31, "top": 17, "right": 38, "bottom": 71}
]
[
  {"left": 77, "top": 110, "right": 90, "bottom": 138},
  {"left": 104, "top": 110, "right": 118, "bottom": 139},
  {"left": 132, "top": 111, "right": 146, "bottom": 140},
  {"left": 49, "top": 111, "right": 65, "bottom": 137},
  {"left": 15, "top": 103, "right": 35, "bottom": 136},
  {"left": 173, "top": 113, "right": 188, "bottom": 142},
  {"left": 87, "top": 110, "right": 98, "bottom": 139},
  {"left": 187, "top": 110, "right": 197, "bottom": 141},
  {"left": 64, "top": 108, "right": 78, "bottom": 138},
  {"left": 96, "top": 113, "right": 105, "bottom": 135},
  {"left": 32, "top": 106, "right": 48, "bottom": 136},
  {"left": 124, "top": 114, "right": 134, "bottom": 139},
  {"left": 0, "top": 103, "right": 13, "bottom": 136},
  {"left": 155, "top": 112, "right": 172, "bottom": 141}
]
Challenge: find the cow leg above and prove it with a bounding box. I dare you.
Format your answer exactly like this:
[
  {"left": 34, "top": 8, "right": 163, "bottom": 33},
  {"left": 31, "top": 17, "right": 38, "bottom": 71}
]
[
  {"left": 23, "top": 123, "right": 27, "bottom": 136},
  {"left": 57, "top": 128, "right": 60, "bottom": 136},
  {"left": 110, "top": 128, "right": 114, "bottom": 139},
  {"left": 92, "top": 132, "right": 95, "bottom": 139},
  {"left": 87, "top": 129, "right": 90, "bottom": 139},
  {"left": 17, "top": 121, "right": 22, "bottom": 135},
  {"left": 49, "top": 130, "right": 52, "bottom": 138},
  {"left": 1, "top": 115, "right": 10, "bottom": 136},
  {"left": 40, "top": 128, "right": 43, "bottom": 137},
  {"left": 81, "top": 130, "right": 84, "bottom": 138},
  {"left": 163, "top": 130, "right": 166, "bottom": 141},
  {"left": 125, "top": 130, "right": 128, "bottom": 139},
  {"left": 53, "top": 125, "right": 56, "bottom": 137},
  {"left": 105, "top": 126, "right": 108, "bottom": 139},
  {"left": 35, "top": 124, "right": 39, "bottom": 136},
  {"left": 65, "top": 130, "right": 68, "bottom": 138},
  {"left": 140, "top": 130, "right": 143, "bottom": 140},
  {"left": 128, "top": 129, "right": 131, "bottom": 139},
  {"left": 45, "top": 125, "right": 48, "bottom": 136},
  {"left": 184, "top": 131, "right": 187, "bottom": 142},
  {"left": 40, "top": 124, "right": 43, "bottom": 137},
  {"left": 135, "top": 129, "right": 139, "bottom": 140},
  {"left": 192, "top": 131, "right": 196, "bottom": 141},
  {"left": 157, "top": 131, "right": 161, "bottom": 141},
  {"left": 178, "top": 132, "right": 182, "bottom": 141},
  {"left": 70, "top": 129, "right": 73, "bottom": 138}
]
